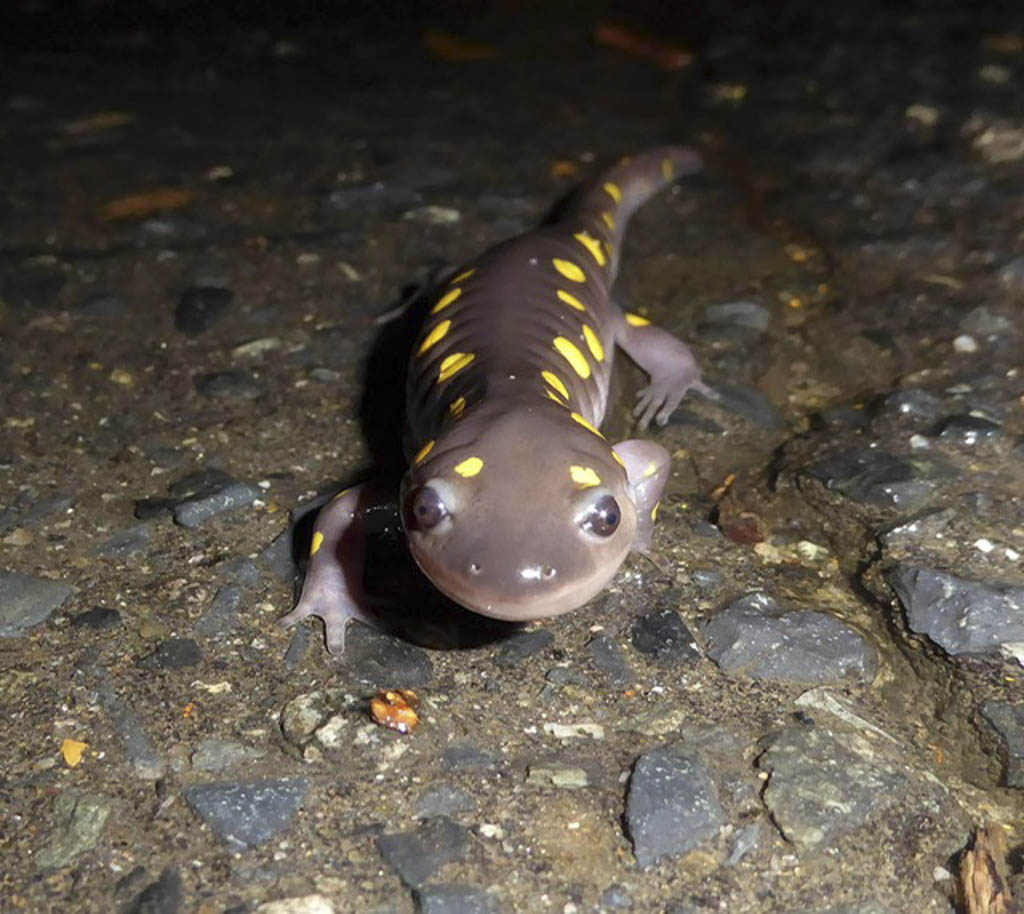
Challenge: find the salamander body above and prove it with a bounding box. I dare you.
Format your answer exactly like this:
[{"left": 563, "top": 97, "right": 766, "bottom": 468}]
[{"left": 281, "top": 146, "right": 712, "bottom": 652}]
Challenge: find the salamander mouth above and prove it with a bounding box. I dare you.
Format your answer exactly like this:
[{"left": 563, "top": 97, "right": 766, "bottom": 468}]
[{"left": 407, "top": 541, "right": 628, "bottom": 622}]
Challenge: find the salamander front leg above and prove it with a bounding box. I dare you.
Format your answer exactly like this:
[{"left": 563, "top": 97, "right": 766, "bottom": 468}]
[
  {"left": 278, "top": 485, "right": 382, "bottom": 654},
  {"left": 614, "top": 309, "right": 716, "bottom": 431}
]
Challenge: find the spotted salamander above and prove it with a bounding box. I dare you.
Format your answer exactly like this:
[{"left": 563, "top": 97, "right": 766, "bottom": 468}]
[{"left": 280, "top": 146, "right": 713, "bottom": 652}]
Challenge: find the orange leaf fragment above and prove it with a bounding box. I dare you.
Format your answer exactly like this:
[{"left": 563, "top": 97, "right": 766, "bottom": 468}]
[
  {"left": 98, "top": 188, "right": 192, "bottom": 222},
  {"left": 61, "top": 738, "right": 88, "bottom": 767},
  {"left": 370, "top": 689, "right": 421, "bottom": 734},
  {"left": 550, "top": 160, "right": 579, "bottom": 178},
  {"left": 422, "top": 28, "right": 496, "bottom": 62},
  {"left": 594, "top": 22, "right": 693, "bottom": 71}
]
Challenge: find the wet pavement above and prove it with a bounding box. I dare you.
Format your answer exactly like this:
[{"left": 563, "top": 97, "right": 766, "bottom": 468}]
[{"left": 1, "top": 1, "right": 1023, "bottom": 912}]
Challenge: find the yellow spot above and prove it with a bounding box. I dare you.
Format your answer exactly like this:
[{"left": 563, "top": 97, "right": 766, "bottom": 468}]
[
  {"left": 331, "top": 487, "right": 351, "bottom": 501},
  {"left": 310, "top": 531, "right": 325, "bottom": 556},
  {"left": 432, "top": 287, "right": 462, "bottom": 314},
  {"left": 662, "top": 158, "right": 674, "bottom": 180},
  {"left": 553, "top": 258, "right": 586, "bottom": 283},
  {"left": 61, "top": 738, "right": 88, "bottom": 768},
  {"left": 603, "top": 181, "right": 622, "bottom": 204},
  {"left": 570, "top": 411, "right": 604, "bottom": 438},
  {"left": 414, "top": 439, "right": 436, "bottom": 465},
  {"left": 604, "top": 241, "right": 614, "bottom": 261},
  {"left": 449, "top": 396, "right": 466, "bottom": 418},
  {"left": 546, "top": 389, "right": 568, "bottom": 406},
  {"left": 438, "top": 352, "right": 475, "bottom": 382},
  {"left": 417, "top": 319, "right": 452, "bottom": 355},
  {"left": 574, "top": 231, "right": 606, "bottom": 267},
  {"left": 451, "top": 268, "right": 475, "bottom": 284},
  {"left": 643, "top": 461, "right": 659, "bottom": 478},
  {"left": 542, "top": 370, "right": 569, "bottom": 400},
  {"left": 553, "top": 336, "right": 591, "bottom": 379},
  {"left": 454, "top": 456, "right": 484, "bottom": 477},
  {"left": 601, "top": 211, "right": 615, "bottom": 230},
  {"left": 569, "top": 465, "right": 601, "bottom": 488},
  {"left": 581, "top": 324, "right": 605, "bottom": 362},
  {"left": 625, "top": 312, "right": 651, "bottom": 327},
  {"left": 557, "top": 289, "right": 586, "bottom": 312},
  {"left": 651, "top": 501, "right": 660, "bottom": 522},
  {"left": 612, "top": 450, "right": 626, "bottom": 469}
]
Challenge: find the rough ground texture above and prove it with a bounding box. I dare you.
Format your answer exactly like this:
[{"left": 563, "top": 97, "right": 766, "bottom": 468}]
[{"left": 1, "top": 1, "right": 1023, "bottom": 912}]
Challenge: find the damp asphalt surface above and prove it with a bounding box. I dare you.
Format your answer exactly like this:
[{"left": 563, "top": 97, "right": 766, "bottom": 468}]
[{"left": 1, "top": 2, "right": 1023, "bottom": 912}]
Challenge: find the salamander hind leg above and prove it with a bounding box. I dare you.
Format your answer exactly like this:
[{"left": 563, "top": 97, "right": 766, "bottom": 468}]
[
  {"left": 278, "top": 485, "right": 383, "bottom": 654},
  {"left": 614, "top": 308, "right": 716, "bottom": 431}
]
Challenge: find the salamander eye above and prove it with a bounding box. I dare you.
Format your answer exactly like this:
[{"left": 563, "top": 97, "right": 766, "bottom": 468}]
[
  {"left": 580, "top": 494, "right": 621, "bottom": 537},
  {"left": 406, "top": 486, "right": 449, "bottom": 532}
]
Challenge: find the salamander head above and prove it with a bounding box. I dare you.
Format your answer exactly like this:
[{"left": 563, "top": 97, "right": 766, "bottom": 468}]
[{"left": 400, "top": 407, "right": 637, "bottom": 621}]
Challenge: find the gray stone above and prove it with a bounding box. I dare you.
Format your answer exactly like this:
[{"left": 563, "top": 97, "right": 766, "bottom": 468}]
[
  {"left": 124, "top": 867, "right": 184, "bottom": 914},
  {"left": 703, "top": 300, "right": 772, "bottom": 332},
  {"left": 702, "top": 593, "right": 874, "bottom": 683},
  {"left": 98, "top": 680, "right": 164, "bottom": 779},
  {"left": 624, "top": 745, "right": 725, "bottom": 868},
  {"left": 280, "top": 692, "right": 330, "bottom": 745},
  {"left": 413, "top": 884, "right": 500, "bottom": 914},
  {"left": 586, "top": 634, "right": 633, "bottom": 686},
  {"left": 526, "top": 763, "right": 589, "bottom": 788},
  {"left": 958, "top": 305, "right": 1014, "bottom": 338},
  {"left": 0, "top": 570, "right": 75, "bottom": 637},
  {"left": 175, "top": 285, "right": 233, "bottom": 336},
  {"left": 35, "top": 792, "right": 112, "bottom": 870},
  {"left": 416, "top": 783, "right": 476, "bottom": 819},
  {"left": 597, "top": 884, "right": 631, "bottom": 909},
  {"left": 494, "top": 628, "right": 554, "bottom": 667},
  {"left": 69, "top": 606, "right": 122, "bottom": 630},
  {"left": 703, "top": 384, "right": 785, "bottom": 429},
  {"left": 377, "top": 816, "right": 470, "bottom": 889},
  {"left": 193, "top": 585, "right": 243, "bottom": 637},
  {"left": 880, "top": 389, "right": 944, "bottom": 423},
  {"left": 980, "top": 702, "right": 1024, "bottom": 787},
  {"left": 800, "top": 448, "right": 955, "bottom": 512},
  {"left": 888, "top": 565, "right": 1024, "bottom": 655},
  {"left": 194, "top": 370, "right": 264, "bottom": 401},
  {"left": 935, "top": 413, "right": 1002, "bottom": 445},
  {"left": 757, "top": 724, "right": 907, "bottom": 850},
  {"left": 787, "top": 904, "right": 900, "bottom": 914},
  {"left": 261, "top": 527, "right": 298, "bottom": 581},
  {"left": 183, "top": 779, "right": 310, "bottom": 851},
  {"left": 344, "top": 627, "right": 434, "bottom": 688},
  {"left": 997, "top": 256, "right": 1024, "bottom": 295},
  {"left": 630, "top": 609, "right": 701, "bottom": 665},
  {"left": 440, "top": 745, "right": 495, "bottom": 771},
  {"left": 191, "top": 739, "right": 266, "bottom": 773},
  {"left": 94, "top": 524, "right": 151, "bottom": 559},
  {"left": 173, "top": 480, "right": 261, "bottom": 527},
  {"left": 725, "top": 822, "right": 761, "bottom": 865},
  {"left": 139, "top": 637, "right": 202, "bottom": 669}
]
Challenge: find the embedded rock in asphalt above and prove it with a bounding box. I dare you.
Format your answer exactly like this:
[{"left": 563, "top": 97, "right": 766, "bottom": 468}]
[
  {"left": 630, "top": 608, "right": 702, "bottom": 665},
  {"left": 887, "top": 565, "right": 1024, "bottom": 655},
  {"left": 980, "top": 702, "right": 1024, "bottom": 787},
  {"left": 35, "top": 792, "right": 113, "bottom": 871},
  {"left": 624, "top": 744, "right": 725, "bottom": 868},
  {"left": 123, "top": 867, "right": 184, "bottom": 914},
  {"left": 702, "top": 593, "right": 874, "bottom": 684},
  {"left": 0, "top": 569, "right": 75, "bottom": 637},
  {"left": 413, "top": 884, "right": 501, "bottom": 914},
  {"left": 757, "top": 723, "right": 912, "bottom": 850},
  {"left": 183, "top": 779, "right": 310, "bottom": 851},
  {"left": 376, "top": 816, "right": 471, "bottom": 889}
]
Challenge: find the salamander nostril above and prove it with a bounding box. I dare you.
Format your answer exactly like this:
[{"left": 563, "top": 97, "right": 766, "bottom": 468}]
[
  {"left": 542, "top": 565, "right": 556, "bottom": 580},
  {"left": 469, "top": 561, "right": 482, "bottom": 575}
]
